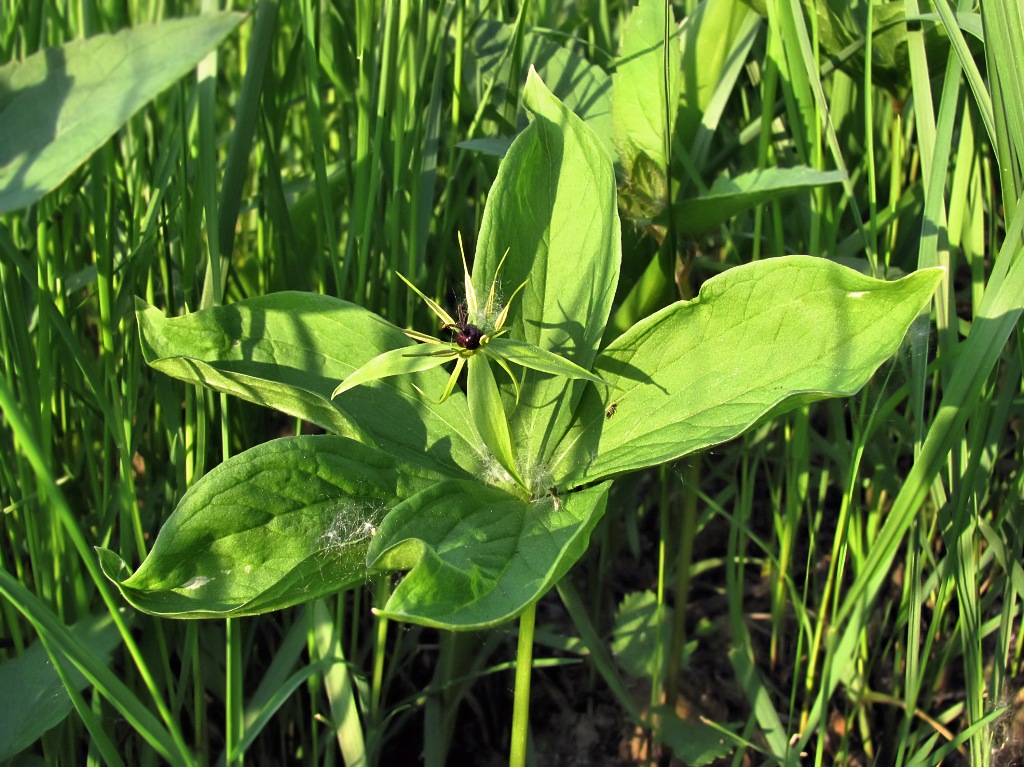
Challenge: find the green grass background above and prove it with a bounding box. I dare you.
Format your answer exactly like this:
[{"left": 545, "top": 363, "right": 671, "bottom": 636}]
[{"left": 1, "top": 0, "right": 1023, "bottom": 764}]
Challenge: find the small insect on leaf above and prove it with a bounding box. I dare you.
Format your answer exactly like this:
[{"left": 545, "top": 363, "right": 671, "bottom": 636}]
[{"left": 605, "top": 402, "right": 618, "bottom": 419}]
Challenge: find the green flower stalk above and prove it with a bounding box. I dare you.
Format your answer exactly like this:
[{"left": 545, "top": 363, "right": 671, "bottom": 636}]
[{"left": 332, "top": 240, "right": 608, "bottom": 491}]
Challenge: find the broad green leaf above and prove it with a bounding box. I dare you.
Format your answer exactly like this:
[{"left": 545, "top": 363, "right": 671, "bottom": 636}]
[
  {"left": 467, "top": 353, "right": 525, "bottom": 488},
  {"left": 674, "top": 167, "right": 846, "bottom": 236},
  {"left": 612, "top": 0, "right": 681, "bottom": 217},
  {"left": 367, "top": 479, "right": 611, "bottom": 629},
  {"left": 0, "top": 13, "right": 244, "bottom": 215},
  {"left": 473, "top": 70, "right": 620, "bottom": 492},
  {"left": 0, "top": 570, "right": 180, "bottom": 762},
  {"left": 137, "top": 292, "right": 483, "bottom": 478},
  {"left": 98, "top": 435, "right": 447, "bottom": 618},
  {"left": 676, "top": 0, "right": 760, "bottom": 151},
  {"left": 0, "top": 614, "right": 121, "bottom": 760},
  {"left": 554, "top": 257, "right": 944, "bottom": 486},
  {"left": 612, "top": 166, "right": 845, "bottom": 336}
]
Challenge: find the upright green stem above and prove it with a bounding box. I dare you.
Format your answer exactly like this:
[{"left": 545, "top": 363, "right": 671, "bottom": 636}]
[
  {"left": 370, "top": 574, "right": 391, "bottom": 724},
  {"left": 509, "top": 602, "right": 537, "bottom": 767}
]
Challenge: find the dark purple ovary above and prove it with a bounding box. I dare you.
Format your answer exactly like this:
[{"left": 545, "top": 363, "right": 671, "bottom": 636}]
[{"left": 455, "top": 323, "right": 484, "bottom": 350}]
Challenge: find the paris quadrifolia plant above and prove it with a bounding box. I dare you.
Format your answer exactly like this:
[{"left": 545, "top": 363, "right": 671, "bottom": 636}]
[
  {"left": 99, "top": 70, "right": 942, "bottom": 762},
  {"left": 331, "top": 237, "right": 610, "bottom": 492}
]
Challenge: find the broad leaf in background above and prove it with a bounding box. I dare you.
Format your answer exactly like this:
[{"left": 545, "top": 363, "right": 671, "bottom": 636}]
[
  {"left": 674, "top": 167, "right": 845, "bottom": 236},
  {"left": 675, "top": 0, "right": 760, "bottom": 155},
  {"left": 0, "top": 12, "right": 244, "bottom": 214},
  {"left": 606, "top": 0, "right": 841, "bottom": 337},
  {"left": 137, "top": 292, "right": 484, "bottom": 478},
  {"left": 0, "top": 614, "right": 121, "bottom": 760},
  {"left": 650, "top": 705, "right": 738, "bottom": 765},
  {"left": 609, "top": 166, "right": 847, "bottom": 338},
  {"left": 612, "top": 0, "right": 680, "bottom": 220},
  {"left": 99, "top": 436, "right": 448, "bottom": 618},
  {"left": 472, "top": 69, "right": 620, "bottom": 493},
  {"left": 367, "top": 479, "right": 611, "bottom": 629},
  {"left": 611, "top": 590, "right": 674, "bottom": 679},
  {"left": 553, "top": 256, "right": 944, "bottom": 487}
]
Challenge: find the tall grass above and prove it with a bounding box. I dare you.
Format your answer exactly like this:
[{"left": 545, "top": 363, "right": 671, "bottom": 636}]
[{"left": 1, "top": 0, "right": 1022, "bottom": 764}]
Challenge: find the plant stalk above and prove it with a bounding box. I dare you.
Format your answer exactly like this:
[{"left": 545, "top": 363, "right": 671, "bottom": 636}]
[{"left": 509, "top": 602, "right": 537, "bottom": 767}]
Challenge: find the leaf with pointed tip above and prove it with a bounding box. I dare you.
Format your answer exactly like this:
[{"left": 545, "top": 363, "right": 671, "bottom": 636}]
[
  {"left": 473, "top": 70, "right": 620, "bottom": 488},
  {"left": 396, "top": 272, "right": 458, "bottom": 327},
  {"left": 367, "top": 479, "right": 610, "bottom": 629},
  {"left": 552, "top": 257, "right": 944, "bottom": 487},
  {"left": 612, "top": 0, "right": 681, "bottom": 217},
  {"left": 464, "top": 19, "right": 613, "bottom": 156},
  {"left": 98, "top": 435, "right": 448, "bottom": 618},
  {"left": 136, "top": 292, "right": 482, "bottom": 478}
]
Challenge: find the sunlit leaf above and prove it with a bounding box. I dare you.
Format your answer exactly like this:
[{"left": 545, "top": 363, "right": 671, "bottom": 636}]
[
  {"left": 332, "top": 345, "right": 456, "bottom": 398},
  {"left": 486, "top": 337, "right": 608, "bottom": 386},
  {"left": 473, "top": 70, "right": 620, "bottom": 486},
  {"left": 612, "top": 0, "right": 680, "bottom": 212},
  {"left": 99, "top": 435, "right": 449, "bottom": 618},
  {"left": 368, "top": 479, "right": 610, "bottom": 629},
  {"left": 553, "top": 257, "right": 944, "bottom": 486},
  {"left": 137, "top": 292, "right": 483, "bottom": 478},
  {"left": 674, "top": 167, "right": 846, "bottom": 236},
  {"left": 0, "top": 13, "right": 244, "bottom": 214},
  {"left": 464, "top": 19, "right": 613, "bottom": 156}
]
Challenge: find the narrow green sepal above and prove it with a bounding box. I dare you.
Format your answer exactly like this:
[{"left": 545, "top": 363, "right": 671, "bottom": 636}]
[
  {"left": 332, "top": 346, "right": 455, "bottom": 398},
  {"left": 405, "top": 328, "right": 447, "bottom": 344},
  {"left": 482, "top": 346, "right": 522, "bottom": 403},
  {"left": 467, "top": 354, "right": 525, "bottom": 488},
  {"left": 486, "top": 337, "right": 611, "bottom": 386},
  {"left": 439, "top": 357, "right": 467, "bottom": 403},
  {"left": 397, "top": 271, "right": 457, "bottom": 327},
  {"left": 492, "top": 278, "right": 528, "bottom": 331},
  {"left": 459, "top": 233, "right": 479, "bottom": 319}
]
